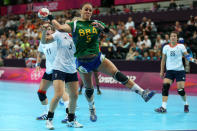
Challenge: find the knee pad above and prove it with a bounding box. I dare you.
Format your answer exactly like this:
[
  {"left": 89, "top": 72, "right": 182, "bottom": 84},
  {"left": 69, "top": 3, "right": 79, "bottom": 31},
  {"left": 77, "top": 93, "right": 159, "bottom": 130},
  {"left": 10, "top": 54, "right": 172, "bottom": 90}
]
[
  {"left": 162, "top": 83, "right": 170, "bottom": 96},
  {"left": 85, "top": 88, "right": 94, "bottom": 99},
  {"left": 37, "top": 89, "right": 47, "bottom": 102},
  {"left": 178, "top": 88, "right": 185, "bottom": 96},
  {"left": 113, "top": 71, "right": 129, "bottom": 85}
]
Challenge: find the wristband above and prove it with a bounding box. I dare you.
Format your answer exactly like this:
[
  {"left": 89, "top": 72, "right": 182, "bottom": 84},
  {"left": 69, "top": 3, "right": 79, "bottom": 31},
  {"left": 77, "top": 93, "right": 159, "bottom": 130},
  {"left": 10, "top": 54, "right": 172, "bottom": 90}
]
[
  {"left": 185, "top": 54, "right": 194, "bottom": 62},
  {"left": 47, "top": 14, "right": 54, "bottom": 22}
]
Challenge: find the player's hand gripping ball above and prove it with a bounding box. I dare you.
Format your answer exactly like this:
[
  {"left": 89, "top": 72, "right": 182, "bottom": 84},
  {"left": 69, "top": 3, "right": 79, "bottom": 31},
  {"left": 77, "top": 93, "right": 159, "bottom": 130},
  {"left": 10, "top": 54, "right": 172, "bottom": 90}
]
[{"left": 38, "top": 8, "right": 50, "bottom": 20}]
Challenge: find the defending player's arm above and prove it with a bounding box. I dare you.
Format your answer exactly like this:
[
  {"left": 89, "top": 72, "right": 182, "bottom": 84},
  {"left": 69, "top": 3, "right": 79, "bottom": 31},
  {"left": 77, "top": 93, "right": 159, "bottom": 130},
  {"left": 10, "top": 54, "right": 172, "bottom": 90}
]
[
  {"left": 160, "top": 53, "right": 166, "bottom": 78},
  {"left": 183, "top": 52, "right": 197, "bottom": 64},
  {"left": 47, "top": 14, "right": 72, "bottom": 33},
  {"left": 41, "top": 24, "right": 54, "bottom": 44},
  {"left": 35, "top": 51, "right": 43, "bottom": 72}
]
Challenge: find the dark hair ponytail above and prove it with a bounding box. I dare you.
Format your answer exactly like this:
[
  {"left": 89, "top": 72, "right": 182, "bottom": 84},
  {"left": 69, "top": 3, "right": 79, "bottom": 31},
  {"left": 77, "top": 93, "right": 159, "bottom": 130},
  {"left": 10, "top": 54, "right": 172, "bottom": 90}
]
[{"left": 80, "top": 2, "right": 93, "bottom": 9}]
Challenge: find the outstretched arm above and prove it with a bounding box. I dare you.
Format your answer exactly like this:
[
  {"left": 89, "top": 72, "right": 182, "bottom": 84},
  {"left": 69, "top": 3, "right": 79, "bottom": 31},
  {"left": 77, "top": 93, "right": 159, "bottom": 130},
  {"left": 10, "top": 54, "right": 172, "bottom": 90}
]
[
  {"left": 41, "top": 23, "right": 54, "bottom": 43},
  {"left": 47, "top": 14, "right": 72, "bottom": 33},
  {"left": 35, "top": 51, "right": 43, "bottom": 72}
]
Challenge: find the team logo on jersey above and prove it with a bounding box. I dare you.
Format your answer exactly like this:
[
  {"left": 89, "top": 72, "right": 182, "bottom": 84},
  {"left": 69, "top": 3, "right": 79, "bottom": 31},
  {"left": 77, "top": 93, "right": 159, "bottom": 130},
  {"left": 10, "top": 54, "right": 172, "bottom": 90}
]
[{"left": 78, "top": 66, "right": 88, "bottom": 73}]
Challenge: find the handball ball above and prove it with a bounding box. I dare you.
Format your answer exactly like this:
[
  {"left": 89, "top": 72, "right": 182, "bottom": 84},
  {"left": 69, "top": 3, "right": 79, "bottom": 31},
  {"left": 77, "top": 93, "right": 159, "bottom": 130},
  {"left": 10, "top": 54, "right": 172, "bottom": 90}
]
[{"left": 38, "top": 8, "right": 50, "bottom": 20}]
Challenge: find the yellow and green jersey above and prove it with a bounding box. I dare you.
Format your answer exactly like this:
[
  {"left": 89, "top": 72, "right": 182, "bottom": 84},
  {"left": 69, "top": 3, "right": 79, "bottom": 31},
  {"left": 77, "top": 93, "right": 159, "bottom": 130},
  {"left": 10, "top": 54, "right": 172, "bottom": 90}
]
[{"left": 67, "top": 20, "right": 106, "bottom": 58}]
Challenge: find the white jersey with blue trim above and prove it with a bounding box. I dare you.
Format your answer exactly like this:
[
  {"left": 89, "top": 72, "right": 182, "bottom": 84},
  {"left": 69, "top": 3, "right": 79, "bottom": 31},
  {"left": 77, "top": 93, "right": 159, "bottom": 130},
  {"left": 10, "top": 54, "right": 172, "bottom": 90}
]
[
  {"left": 163, "top": 43, "right": 187, "bottom": 71},
  {"left": 38, "top": 40, "right": 57, "bottom": 74},
  {"left": 52, "top": 31, "right": 76, "bottom": 73}
]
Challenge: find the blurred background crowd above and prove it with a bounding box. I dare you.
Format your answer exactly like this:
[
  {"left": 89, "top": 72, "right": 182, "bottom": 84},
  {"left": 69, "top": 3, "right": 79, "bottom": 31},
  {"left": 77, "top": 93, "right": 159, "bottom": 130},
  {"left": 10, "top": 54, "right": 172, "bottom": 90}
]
[{"left": 0, "top": 0, "right": 197, "bottom": 67}]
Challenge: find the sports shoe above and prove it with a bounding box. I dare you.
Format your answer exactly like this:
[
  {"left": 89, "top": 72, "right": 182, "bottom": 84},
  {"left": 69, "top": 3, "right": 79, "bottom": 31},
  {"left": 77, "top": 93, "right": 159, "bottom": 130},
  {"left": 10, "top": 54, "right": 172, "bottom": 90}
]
[
  {"left": 67, "top": 120, "right": 83, "bottom": 128},
  {"left": 97, "top": 90, "right": 102, "bottom": 95},
  {"left": 46, "top": 120, "right": 54, "bottom": 130},
  {"left": 61, "top": 116, "right": 68, "bottom": 123},
  {"left": 154, "top": 106, "right": 167, "bottom": 113},
  {"left": 184, "top": 105, "right": 189, "bottom": 113},
  {"left": 36, "top": 114, "right": 47, "bottom": 120},
  {"left": 62, "top": 114, "right": 78, "bottom": 123},
  {"left": 89, "top": 108, "right": 97, "bottom": 122},
  {"left": 142, "top": 89, "right": 156, "bottom": 102}
]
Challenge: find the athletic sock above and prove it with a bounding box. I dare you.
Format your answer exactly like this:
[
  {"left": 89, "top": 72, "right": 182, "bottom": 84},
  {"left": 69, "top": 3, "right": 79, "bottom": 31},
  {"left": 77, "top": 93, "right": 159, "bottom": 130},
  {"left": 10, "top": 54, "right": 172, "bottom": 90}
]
[
  {"left": 68, "top": 113, "right": 75, "bottom": 122},
  {"left": 131, "top": 84, "right": 144, "bottom": 95},
  {"left": 64, "top": 101, "right": 69, "bottom": 109},
  {"left": 43, "top": 104, "right": 49, "bottom": 114},
  {"left": 47, "top": 111, "right": 54, "bottom": 121},
  {"left": 88, "top": 101, "right": 95, "bottom": 109},
  {"left": 162, "top": 102, "right": 167, "bottom": 109},
  {"left": 185, "top": 101, "right": 188, "bottom": 105}
]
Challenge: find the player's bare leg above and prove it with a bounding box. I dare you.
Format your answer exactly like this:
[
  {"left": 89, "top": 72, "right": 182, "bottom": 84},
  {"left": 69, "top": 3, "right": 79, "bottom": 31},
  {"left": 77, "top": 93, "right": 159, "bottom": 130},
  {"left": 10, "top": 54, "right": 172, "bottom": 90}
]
[
  {"left": 37, "top": 79, "right": 52, "bottom": 120},
  {"left": 155, "top": 78, "right": 172, "bottom": 113},
  {"left": 80, "top": 72, "right": 97, "bottom": 122},
  {"left": 66, "top": 81, "right": 83, "bottom": 128},
  {"left": 78, "top": 79, "right": 84, "bottom": 95},
  {"left": 177, "top": 81, "right": 189, "bottom": 113},
  {"left": 98, "top": 58, "right": 155, "bottom": 102},
  {"left": 46, "top": 80, "right": 64, "bottom": 130},
  {"left": 59, "top": 87, "right": 69, "bottom": 108},
  {"left": 93, "top": 71, "right": 101, "bottom": 95}
]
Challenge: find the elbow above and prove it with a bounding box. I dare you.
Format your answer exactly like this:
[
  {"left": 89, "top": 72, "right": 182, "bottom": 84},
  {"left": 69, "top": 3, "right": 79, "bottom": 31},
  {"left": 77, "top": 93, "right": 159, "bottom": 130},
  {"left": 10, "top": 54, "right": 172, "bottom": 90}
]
[{"left": 56, "top": 25, "right": 65, "bottom": 32}]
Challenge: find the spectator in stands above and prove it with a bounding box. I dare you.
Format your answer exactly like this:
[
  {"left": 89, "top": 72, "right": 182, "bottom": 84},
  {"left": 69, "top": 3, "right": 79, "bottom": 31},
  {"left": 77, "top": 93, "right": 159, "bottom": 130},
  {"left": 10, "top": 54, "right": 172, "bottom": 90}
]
[
  {"left": 174, "top": 21, "right": 182, "bottom": 33},
  {"left": 109, "top": 21, "right": 117, "bottom": 30},
  {"left": 121, "top": 37, "right": 130, "bottom": 49},
  {"left": 93, "top": 6, "right": 100, "bottom": 15},
  {"left": 147, "top": 19, "right": 157, "bottom": 32},
  {"left": 140, "top": 17, "right": 148, "bottom": 29},
  {"left": 151, "top": 2, "right": 160, "bottom": 12},
  {"left": 129, "top": 6, "right": 133, "bottom": 12},
  {"left": 154, "top": 34, "right": 164, "bottom": 50},
  {"left": 117, "top": 21, "right": 125, "bottom": 34},
  {"left": 137, "top": 36, "right": 143, "bottom": 48},
  {"left": 153, "top": 50, "right": 161, "bottom": 60},
  {"left": 142, "top": 51, "right": 151, "bottom": 60},
  {"left": 0, "top": 53, "right": 3, "bottom": 66},
  {"left": 187, "top": 15, "right": 195, "bottom": 26},
  {"left": 112, "top": 30, "right": 121, "bottom": 44},
  {"left": 149, "top": 49, "right": 156, "bottom": 60},
  {"left": 126, "top": 46, "right": 136, "bottom": 61},
  {"left": 125, "top": 17, "right": 135, "bottom": 30},
  {"left": 143, "top": 35, "right": 152, "bottom": 48},
  {"left": 140, "top": 43, "right": 148, "bottom": 54},
  {"left": 123, "top": 5, "right": 130, "bottom": 13},
  {"left": 129, "top": 26, "right": 137, "bottom": 38},
  {"left": 190, "top": 31, "right": 197, "bottom": 55},
  {"left": 163, "top": 34, "right": 170, "bottom": 44},
  {"left": 168, "top": 0, "right": 177, "bottom": 10},
  {"left": 109, "top": 5, "right": 117, "bottom": 14},
  {"left": 125, "top": 30, "right": 133, "bottom": 40}
]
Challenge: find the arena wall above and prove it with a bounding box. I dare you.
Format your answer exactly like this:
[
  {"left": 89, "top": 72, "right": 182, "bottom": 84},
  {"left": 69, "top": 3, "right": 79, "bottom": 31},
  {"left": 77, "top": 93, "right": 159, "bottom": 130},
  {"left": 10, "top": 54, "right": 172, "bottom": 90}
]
[{"left": 0, "top": 67, "right": 197, "bottom": 95}]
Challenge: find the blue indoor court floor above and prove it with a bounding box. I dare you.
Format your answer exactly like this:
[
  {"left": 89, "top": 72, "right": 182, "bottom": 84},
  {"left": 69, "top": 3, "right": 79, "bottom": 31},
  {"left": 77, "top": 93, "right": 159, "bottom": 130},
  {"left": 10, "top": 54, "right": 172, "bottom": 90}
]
[{"left": 0, "top": 81, "right": 197, "bottom": 131}]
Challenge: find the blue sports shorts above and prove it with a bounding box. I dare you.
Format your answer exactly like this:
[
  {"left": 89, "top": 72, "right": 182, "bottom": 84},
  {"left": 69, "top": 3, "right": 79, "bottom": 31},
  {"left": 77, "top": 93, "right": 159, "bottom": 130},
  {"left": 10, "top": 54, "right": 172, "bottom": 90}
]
[{"left": 76, "top": 52, "right": 105, "bottom": 73}]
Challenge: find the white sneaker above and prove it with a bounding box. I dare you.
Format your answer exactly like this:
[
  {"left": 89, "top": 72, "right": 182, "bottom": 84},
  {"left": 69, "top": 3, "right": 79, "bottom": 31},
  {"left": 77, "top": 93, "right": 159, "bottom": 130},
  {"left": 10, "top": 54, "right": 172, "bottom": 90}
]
[
  {"left": 46, "top": 120, "right": 54, "bottom": 130},
  {"left": 67, "top": 120, "right": 83, "bottom": 128}
]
